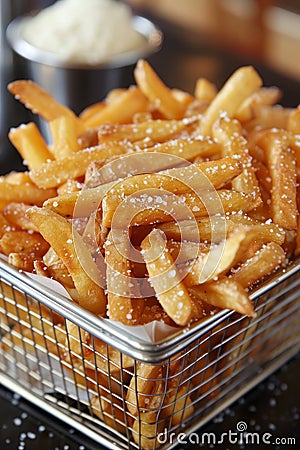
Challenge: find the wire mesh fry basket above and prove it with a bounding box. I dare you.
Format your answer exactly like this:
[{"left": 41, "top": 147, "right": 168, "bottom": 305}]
[{"left": 1, "top": 256, "right": 300, "bottom": 450}]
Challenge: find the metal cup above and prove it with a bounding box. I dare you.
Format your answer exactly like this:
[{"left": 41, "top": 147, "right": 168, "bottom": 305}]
[{"left": 6, "top": 11, "right": 163, "bottom": 142}]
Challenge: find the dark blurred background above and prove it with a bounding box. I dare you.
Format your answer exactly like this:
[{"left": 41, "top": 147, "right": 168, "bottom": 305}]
[{"left": 126, "top": 0, "right": 300, "bottom": 80}]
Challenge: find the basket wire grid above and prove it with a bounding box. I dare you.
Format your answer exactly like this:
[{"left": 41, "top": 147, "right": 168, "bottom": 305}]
[{"left": 0, "top": 257, "right": 300, "bottom": 450}]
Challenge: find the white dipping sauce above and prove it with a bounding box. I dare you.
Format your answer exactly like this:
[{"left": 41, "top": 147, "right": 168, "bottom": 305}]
[{"left": 21, "top": 0, "right": 146, "bottom": 64}]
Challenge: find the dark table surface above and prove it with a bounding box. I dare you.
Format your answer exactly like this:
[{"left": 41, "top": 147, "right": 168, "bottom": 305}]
[
  {"left": 1, "top": 13, "right": 300, "bottom": 450},
  {"left": 0, "top": 354, "right": 299, "bottom": 449}
]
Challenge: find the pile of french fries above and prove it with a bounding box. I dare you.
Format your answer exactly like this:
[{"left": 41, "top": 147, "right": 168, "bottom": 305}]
[
  {"left": 1, "top": 59, "right": 299, "bottom": 323},
  {"left": 1, "top": 59, "right": 300, "bottom": 448}
]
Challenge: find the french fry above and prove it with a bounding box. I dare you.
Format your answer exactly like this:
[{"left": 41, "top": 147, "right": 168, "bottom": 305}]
[
  {"left": 47, "top": 260, "right": 75, "bottom": 290},
  {"left": 185, "top": 99, "right": 208, "bottom": 117},
  {"left": 183, "top": 229, "right": 246, "bottom": 286},
  {"left": 4, "top": 172, "right": 31, "bottom": 184},
  {"left": 2, "top": 312, "right": 66, "bottom": 356},
  {"left": 194, "top": 77, "right": 217, "bottom": 102},
  {"left": 105, "top": 87, "right": 128, "bottom": 105},
  {"left": 295, "top": 216, "right": 300, "bottom": 256},
  {"left": 245, "top": 104, "right": 292, "bottom": 131},
  {"left": 139, "top": 296, "right": 177, "bottom": 325},
  {"left": 65, "top": 321, "right": 134, "bottom": 376},
  {"left": 200, "top": 66, "right": 262, "bottom": 135},
  {"left": 33, "top": 259, "right": 50, "bottom": 278},
  {"left": 235, "top": 86, "right": 282, "bottom": 122},
  {"left": 257, "top": 130, "right": 297, "bottom": 230},
  {"left": 166, "top": 239, "right": 206, "bottom": 264},
  {"left": 105, "top": 229, "right": 144, "bottom": 325},
  {"left": 44, "top": 153, "right": 243, "bottom": 219},
  {"left": 0, "top": 200, "right": 8, "bottom": 213},
  {"left": 90, "top": 393, "right": 128, "bottom": 434},
  {"left": 289, "top": 116, "right": 300, "bottom": 179},
  {"left": 132, "top": 411, "right": 166, "bottom": 450},
  {"left": 77, "top": 127, "right": 99, "bottom": 149},
  {"left": 230, "top": 221, "right": 286, "bottom": 264},
  {"left": 49, "top": 115, "right": 80, "bottom": 159},
  {"left": 0, "top": 230, "right": 49, "bottom": 257},
  {"left": 288, "top": 106, "right": 300, "bottom": 134},
  {"left": 82, "top": 209, "right": 108, "bottom": 252},
  {"left": 143, "top": 137, "right": 221, "bottom": 160},
  {"left": 27, "top": 207, "right": 106, "bottom": 315},
  {"left": 29, "top": 143, "right": 126, "bottom": 189},
  {"left": 166, "top": 221, "right": 281, "bottom": 270},
  {"left": 230, "top": 241, "right": 287, "bottom": 289},
  {"left": 8, "top": 79, "right": 85, "bottom": 135},
  {"left": 102, "top": 189, "right": 262, "bottom": 229},
  {"left": 126, "top": 363, "right": 164, "bottom": 416},
  {"left": 171, "top": 88, "right": 195, "bottom": 108},
  {"left": 79, "top": 101, "right": 106, "bottom": 122},
  {"left": 83, "top": 151, "right": 182, "bottom": 188},
  {"left": 0, "top": 174, "right": 57, "bottom": 209},
  {"left": 44, "top": 180, "right": 115, "bottom": 218},
  {"left": 8, "top": 252, "right": 36, "bottom": 272},
  {"left": 158, "top": 213, "right": 285, "bottom": 246},
  {"left": 83, "top": 151, "right": 183, "bottom": 188},
  {"left": 9, "top": 122, "right": 53, "bottom": 169},
  {"left": 104, "top": 155, "right": 243, "bottom": 198},
  {"left": 3, "top": 202, "right": 39, "bottom": 231},
  {"left": 212, "top": 116, "right": 260, "bottom": 196},
  {"left": 0, "top": 212, "right": 14, "bottom": 237},
  {"left": 98, "top": 116, "right": 198, "bottom": 144},
  {"left": 141, "top": 228, "right": 195, "bottom": 326},
  {"left": 83, "top": 86, "right": 149, "bottom": 128},
  {"left": 42, "top": 246, "right": 60, "bottom": 267},
  {"left": 134, "top": 59, "right": 186, "bottom": 119},
  {"left": 84, "top": 160, "right": 107, "bottom": 187},
  {"left": 157, "top": 215, "right": 230, "bottom": 243},
  {"left": 57, "top": 179, "right": 83, "bottom": 196},
  {"left": 190, "top": 276, "right": 254, "bottom": 316},
  {"left": 250, "top": 158, "right": 271, "bottom": 193},
  {"left": 162, "top": 384, "right": 194, "bottom": 426}
]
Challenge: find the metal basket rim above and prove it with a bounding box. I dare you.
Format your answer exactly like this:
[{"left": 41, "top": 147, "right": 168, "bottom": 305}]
[{"left": 1, "top": 256, "right": 299, "bottom": 362}]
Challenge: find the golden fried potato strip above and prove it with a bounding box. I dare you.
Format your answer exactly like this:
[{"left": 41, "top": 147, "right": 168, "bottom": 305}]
[
  {"left": 190, "top": 276, "right": 254, "bottom": 317},
  {"left": 134, "top": 59, "right": 186, "bottom": 119},
  {"left": 105, "top": 229, "right": 144, "bottom": 325},
  {"left": 27, "top": 207, "right": 106, "bottom": 315},
  {"left": 83, "top": 86, "right": 149, "bottom": 128},
  {"left": 141, "top": 228, "right": 194, "bottom": 326},
  {"left": 230, "top": 241, "right": 286, "bottom": 288},
  {"left": 200, "top": 66, "right": 262, "bottom": 135},
  {"left": 257, "top": 130, "right": 297, "bottom": 230},
  {"left": 8, "top": 79, "right": 85, "bottom": 134},
  {"left": 29, "top": 143, "right": 126, "bottom": 189},
  {"left": 9, "top": 122, "right": 53, "bottom": 169},
  {"left": 0, "top": 173, "right": 57, "bottom": 209}
]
